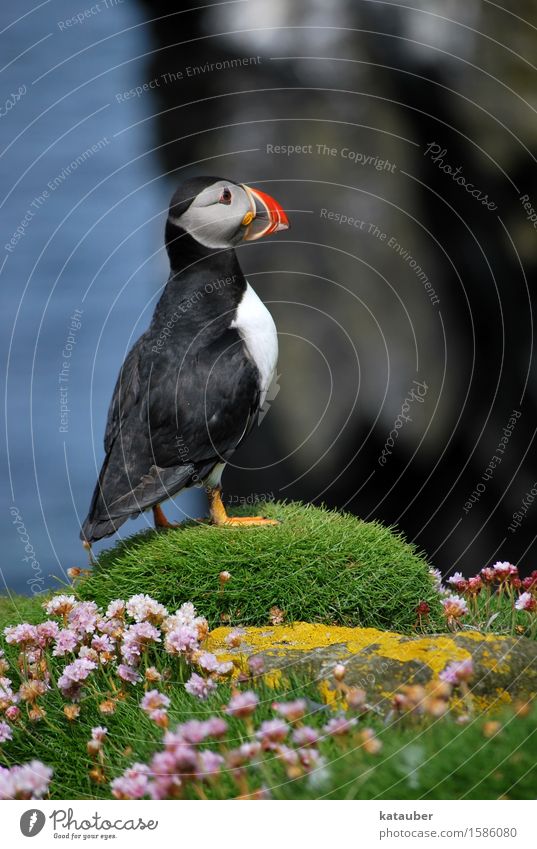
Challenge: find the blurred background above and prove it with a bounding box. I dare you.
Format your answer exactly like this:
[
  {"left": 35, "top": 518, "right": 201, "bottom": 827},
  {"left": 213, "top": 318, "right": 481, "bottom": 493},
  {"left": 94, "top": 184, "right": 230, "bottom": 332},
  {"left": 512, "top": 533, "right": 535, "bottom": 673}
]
[{"left": 2, "top": 0, "right": 537, "bottom": 595}]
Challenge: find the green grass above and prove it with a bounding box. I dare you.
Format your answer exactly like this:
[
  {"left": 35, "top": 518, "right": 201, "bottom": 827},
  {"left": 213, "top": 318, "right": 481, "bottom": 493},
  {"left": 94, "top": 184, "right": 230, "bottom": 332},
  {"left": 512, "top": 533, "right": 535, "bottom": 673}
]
[
  {"left": 0, "top": 593, "right": 49, "bottom": 629},
  {"left": 78, "top": 501, "right": 442, "bottom": 632},
  {"left": 2, "top": 662, "right": 535, "bottom": 800}
]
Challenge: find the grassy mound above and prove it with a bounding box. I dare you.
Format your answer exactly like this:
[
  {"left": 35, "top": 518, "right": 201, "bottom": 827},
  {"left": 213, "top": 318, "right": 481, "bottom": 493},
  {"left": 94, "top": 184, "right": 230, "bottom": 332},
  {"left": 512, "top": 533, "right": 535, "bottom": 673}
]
[{"left": 79, "top": 501, "right": 441, "bottom": 632}]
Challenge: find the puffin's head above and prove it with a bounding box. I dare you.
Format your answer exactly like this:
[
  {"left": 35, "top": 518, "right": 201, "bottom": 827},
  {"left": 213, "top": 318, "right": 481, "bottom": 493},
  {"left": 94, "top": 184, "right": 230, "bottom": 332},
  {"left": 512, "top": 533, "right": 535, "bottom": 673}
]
[{"left": 166, "top": 176, "right": 289, "bottom": 251}]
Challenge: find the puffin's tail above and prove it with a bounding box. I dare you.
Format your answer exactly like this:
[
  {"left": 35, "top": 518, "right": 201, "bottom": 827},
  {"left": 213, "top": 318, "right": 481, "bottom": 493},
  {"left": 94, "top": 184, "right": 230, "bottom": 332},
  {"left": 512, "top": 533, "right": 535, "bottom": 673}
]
[{"left": 80, "top": 457, "right": 200, "bottom": 544}]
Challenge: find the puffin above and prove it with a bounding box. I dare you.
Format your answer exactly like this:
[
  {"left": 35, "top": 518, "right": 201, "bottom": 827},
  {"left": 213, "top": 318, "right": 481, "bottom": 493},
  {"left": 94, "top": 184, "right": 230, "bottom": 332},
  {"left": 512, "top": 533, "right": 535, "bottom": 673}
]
[{"left": 81, "top": 176, "right": 289, "bottom": 545}]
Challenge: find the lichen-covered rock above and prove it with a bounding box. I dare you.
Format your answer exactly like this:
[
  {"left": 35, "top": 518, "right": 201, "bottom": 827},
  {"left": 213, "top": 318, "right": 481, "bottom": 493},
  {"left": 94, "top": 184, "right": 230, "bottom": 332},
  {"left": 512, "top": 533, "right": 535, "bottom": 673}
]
[{"left": 207, "top": 623, "right": 537, "bottom": 714}]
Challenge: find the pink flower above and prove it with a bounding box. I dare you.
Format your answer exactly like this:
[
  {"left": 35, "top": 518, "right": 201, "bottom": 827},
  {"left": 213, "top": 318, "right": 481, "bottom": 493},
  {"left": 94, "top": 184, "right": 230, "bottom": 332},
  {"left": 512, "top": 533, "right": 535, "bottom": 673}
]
[
  {"left": 292, "top": 725, "right": 319, "bottom": 747},
  {"left": 164, "top": 625, "right": 198, "bottom": 656},
  {"left": 0, "top": 722, "right": 12, "bottom": 743},
  {"left": 184, "top": 673, "right": 217, "bottom": 701},
  {"left": 36, "top": 621, "right": 59, "bottom": 646},
  {"left": 298, "top": 748, "right": 326, "bottom": 776},
  {"left": 111, "top": 764, "right": 150, "bottom": 800},
  {"left": 91, "top": 726, "right": 108, "bottom": 743},
  {"left": 257, "top": 718, "right": 289, "bottom": 744},
  {"left": 275, "top": 745, "right": 299, "bottom": 767},
  {"left": 227, "top": 742, "right": 262, "bottom": 767},
  {"left": 162, "top": 744, "right": 197, "bottom": 773},
  {"left": 0, "top": 760, "right": 52, "bottom": 800},
  {"left": 480, "top": 567, "right": 495, "bottom": 584},
  {"left": 441, "top": 594, "right": 468, "bottom": 620},
  {"left": 68, "top": 601, "right": 98, "bottom": 635},
  {"left": 141, "top": 690, "right": 170, "bottom": 717},
  {"left": 346, "top": 688, "right": 367, "bottom": 710},
  {"left": 522, "top": 571, "right": 537, "bottom": 592},
  {"left": 5, "top": 706, "right": 20, "bottom": 722},
  {"left": 163, "top": 602, "right": 198, "bottom": 631},
  {"left": 91, "top": 634, "right": 115, "bottom": 653},
  {"left": 173, "top": 722, "right": 206, "bottom": 745},
  {"left": 225, "top": 629, "right": 245, "bottom": 647},
  {"left": 467, "top": 576, "right": 483, "bottom": 595},
  {"left": 447, "top": 572, "right": 468, "bottom": 593},
  {"left": 96, "top": 618, "right": 122, "bottom": 637},
  {"left": 126, "top": 594, "right": 168, "bottom": 624},
  {"left": 0, "top": 677, "right": 16, "bottom": 707},
  {"left": 492, "top": 561, "right": 518, "bottom": 581},
  {"left": 225, "top": 690, "right": 259, "bottom": 718},
  {"left": 323, "top": 715, "right": 357, "bottom": 737},
  {"left": 196, "top": 652, "right": 220, "bottom": 672},
  {"left": 203, "top": 717, "right": 228, "bottom": 739},
  {"left": 149, "top": 709, "right": 168, "bottom": 727},
  {"left": 4, "top": 623, "right": 38, "bottom": 647},
  {"left": 126, "top": 622, "right": 161, "bottom": 642},
  {"left": 272, "top": 699, "right": 307, "bottom": 721},
  {"left": 78, "top": 646, "right": 99, "bottom": 663},
  {"left": 439, "top": 659, "right": 474, "bottom": 685},
  {"left": 57, "top": 657, "right": 96, "bottom": 700},
  {"left": 117, "top": 664, "right": 141, "bottom": 684},
  {"left": 515, "top": 592, "right": 537, "bottom": 612},
  {"left": 105, "top": 600, "right": 126, "bottom": 619},
  {"left": 429, "top": 568, "right": 446, "bottom": 594},
  {"left": 198, "top": 750, "right": 224, "bottom": 777},
  {"left": 52, "top": 629, "right": 79, "bottom": 657},
  {"left": 44, "top": 595, "right": 76, "bottom": 617},
  {"left": 247, "top": 655, "right": 265, "bottom": 676},
  {"left": 121, "top": 622, "right": 161, "bottom": 665}
]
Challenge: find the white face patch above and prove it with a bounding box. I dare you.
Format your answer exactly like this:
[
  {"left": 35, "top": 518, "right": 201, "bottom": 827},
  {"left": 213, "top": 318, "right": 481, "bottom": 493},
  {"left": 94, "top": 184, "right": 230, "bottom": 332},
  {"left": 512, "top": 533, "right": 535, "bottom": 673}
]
[
  {"left": 171, "top": 180, "right": 251, "bottom": 249},
  {"left": 231, "top": 281, "right": 278, "bottom": 408}
]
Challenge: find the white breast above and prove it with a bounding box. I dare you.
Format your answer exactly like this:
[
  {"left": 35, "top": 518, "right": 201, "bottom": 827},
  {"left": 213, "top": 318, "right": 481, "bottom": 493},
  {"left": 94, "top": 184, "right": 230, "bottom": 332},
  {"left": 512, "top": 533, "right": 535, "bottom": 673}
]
[{"left": 231, "top": 282, "right": 278, "bottom": 407}]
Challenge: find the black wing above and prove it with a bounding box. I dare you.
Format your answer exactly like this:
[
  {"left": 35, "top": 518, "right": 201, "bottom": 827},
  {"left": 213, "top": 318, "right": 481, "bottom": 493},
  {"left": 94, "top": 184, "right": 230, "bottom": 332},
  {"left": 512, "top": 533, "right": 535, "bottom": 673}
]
[
  {"left": 103, "top": 332, "right": 146, "bottom": 454},
  {"left": 81, "top": 328, "right": 260, "bottom": 542}
]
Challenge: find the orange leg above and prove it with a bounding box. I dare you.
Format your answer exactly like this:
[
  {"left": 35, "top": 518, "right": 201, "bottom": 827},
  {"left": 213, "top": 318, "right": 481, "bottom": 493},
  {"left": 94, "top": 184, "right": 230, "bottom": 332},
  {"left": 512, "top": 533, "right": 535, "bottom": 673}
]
[
  {"left": 153, "top": 504, "right": 180, "bottom": 529},
  {"left": 207, "top": 487, "right": 279, "bottom": 527}
]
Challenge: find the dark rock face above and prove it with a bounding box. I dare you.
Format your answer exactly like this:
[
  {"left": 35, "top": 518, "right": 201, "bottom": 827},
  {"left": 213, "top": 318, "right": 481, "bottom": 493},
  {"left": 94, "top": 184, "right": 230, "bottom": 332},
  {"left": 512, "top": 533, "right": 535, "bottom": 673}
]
[
  {"left": 208, "top": 623, "right": 537, "bottom": 714},
  {"left": 136, "top": 1, "right": 537, "bottom": 578}
]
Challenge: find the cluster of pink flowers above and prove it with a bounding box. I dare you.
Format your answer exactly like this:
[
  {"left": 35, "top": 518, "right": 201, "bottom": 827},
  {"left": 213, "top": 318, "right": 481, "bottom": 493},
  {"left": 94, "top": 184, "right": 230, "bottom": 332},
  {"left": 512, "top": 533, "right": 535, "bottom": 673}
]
[
  {"left": 0, "top": 593, "right": 233, "bottom": 788},
  {"left": 438, "top": 561, "right": 537, "bottom": 631},
  {"left": 111, "top": 689, "right": 381, "bottom": 800}
]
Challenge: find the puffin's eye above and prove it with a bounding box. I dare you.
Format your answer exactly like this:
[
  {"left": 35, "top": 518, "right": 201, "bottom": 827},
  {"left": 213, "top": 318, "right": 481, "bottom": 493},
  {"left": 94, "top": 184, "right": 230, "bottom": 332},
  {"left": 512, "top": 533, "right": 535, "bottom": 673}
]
[{"left": 219, "top": 187, "right": 232, "bottom": 205}]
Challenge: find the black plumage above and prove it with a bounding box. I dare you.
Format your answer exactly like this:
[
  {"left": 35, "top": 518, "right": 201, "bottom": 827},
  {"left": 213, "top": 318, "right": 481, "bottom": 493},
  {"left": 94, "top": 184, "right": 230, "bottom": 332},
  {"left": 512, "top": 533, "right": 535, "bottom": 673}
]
[{"left": 81, "top": 177, "right": 269, "bottom": 542}]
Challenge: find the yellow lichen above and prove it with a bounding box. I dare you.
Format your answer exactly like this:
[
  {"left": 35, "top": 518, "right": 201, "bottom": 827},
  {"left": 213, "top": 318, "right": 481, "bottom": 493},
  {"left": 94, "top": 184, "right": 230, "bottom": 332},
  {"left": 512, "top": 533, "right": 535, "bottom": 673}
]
[
  {"left": 208, "top": 622, "right": 479, "bottom": 676},
  {"left": 206, "top": 623, "right": 524, "bottom": 713}
]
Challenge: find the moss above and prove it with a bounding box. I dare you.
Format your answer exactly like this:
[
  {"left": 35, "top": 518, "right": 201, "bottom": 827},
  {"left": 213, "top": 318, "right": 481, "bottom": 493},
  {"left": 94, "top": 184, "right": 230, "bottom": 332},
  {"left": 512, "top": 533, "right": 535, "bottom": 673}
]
[{"left": 78, "top": 501, "right": 441, "bottom": 632}]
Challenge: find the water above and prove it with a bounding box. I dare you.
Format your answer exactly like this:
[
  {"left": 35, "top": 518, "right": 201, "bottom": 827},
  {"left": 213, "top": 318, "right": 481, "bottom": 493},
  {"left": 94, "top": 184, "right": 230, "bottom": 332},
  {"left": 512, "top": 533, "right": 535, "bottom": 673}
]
[{"left": 1, "top": 0, "right": 201, "bottom": 595}]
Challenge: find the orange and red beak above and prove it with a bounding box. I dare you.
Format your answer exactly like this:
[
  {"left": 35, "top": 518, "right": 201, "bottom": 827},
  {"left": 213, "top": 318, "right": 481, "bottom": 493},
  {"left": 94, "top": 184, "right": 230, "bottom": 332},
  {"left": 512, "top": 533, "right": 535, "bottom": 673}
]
[{"left": 240, "top": 184, "right": 289, "bottom": 240}]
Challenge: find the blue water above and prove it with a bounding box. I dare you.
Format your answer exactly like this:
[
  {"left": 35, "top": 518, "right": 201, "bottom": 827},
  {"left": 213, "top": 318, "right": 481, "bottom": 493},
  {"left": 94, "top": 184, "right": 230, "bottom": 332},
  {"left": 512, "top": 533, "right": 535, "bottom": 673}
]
[{"left": 1, "top": 0, "right": 202, "bottom": 595}]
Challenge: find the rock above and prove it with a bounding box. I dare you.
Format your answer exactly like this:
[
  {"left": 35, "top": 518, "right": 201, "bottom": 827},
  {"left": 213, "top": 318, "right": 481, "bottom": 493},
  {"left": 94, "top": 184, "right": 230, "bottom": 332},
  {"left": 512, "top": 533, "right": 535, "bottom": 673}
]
[{"left": 207, "top": 622, "right": 537, "bottom": 714}]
